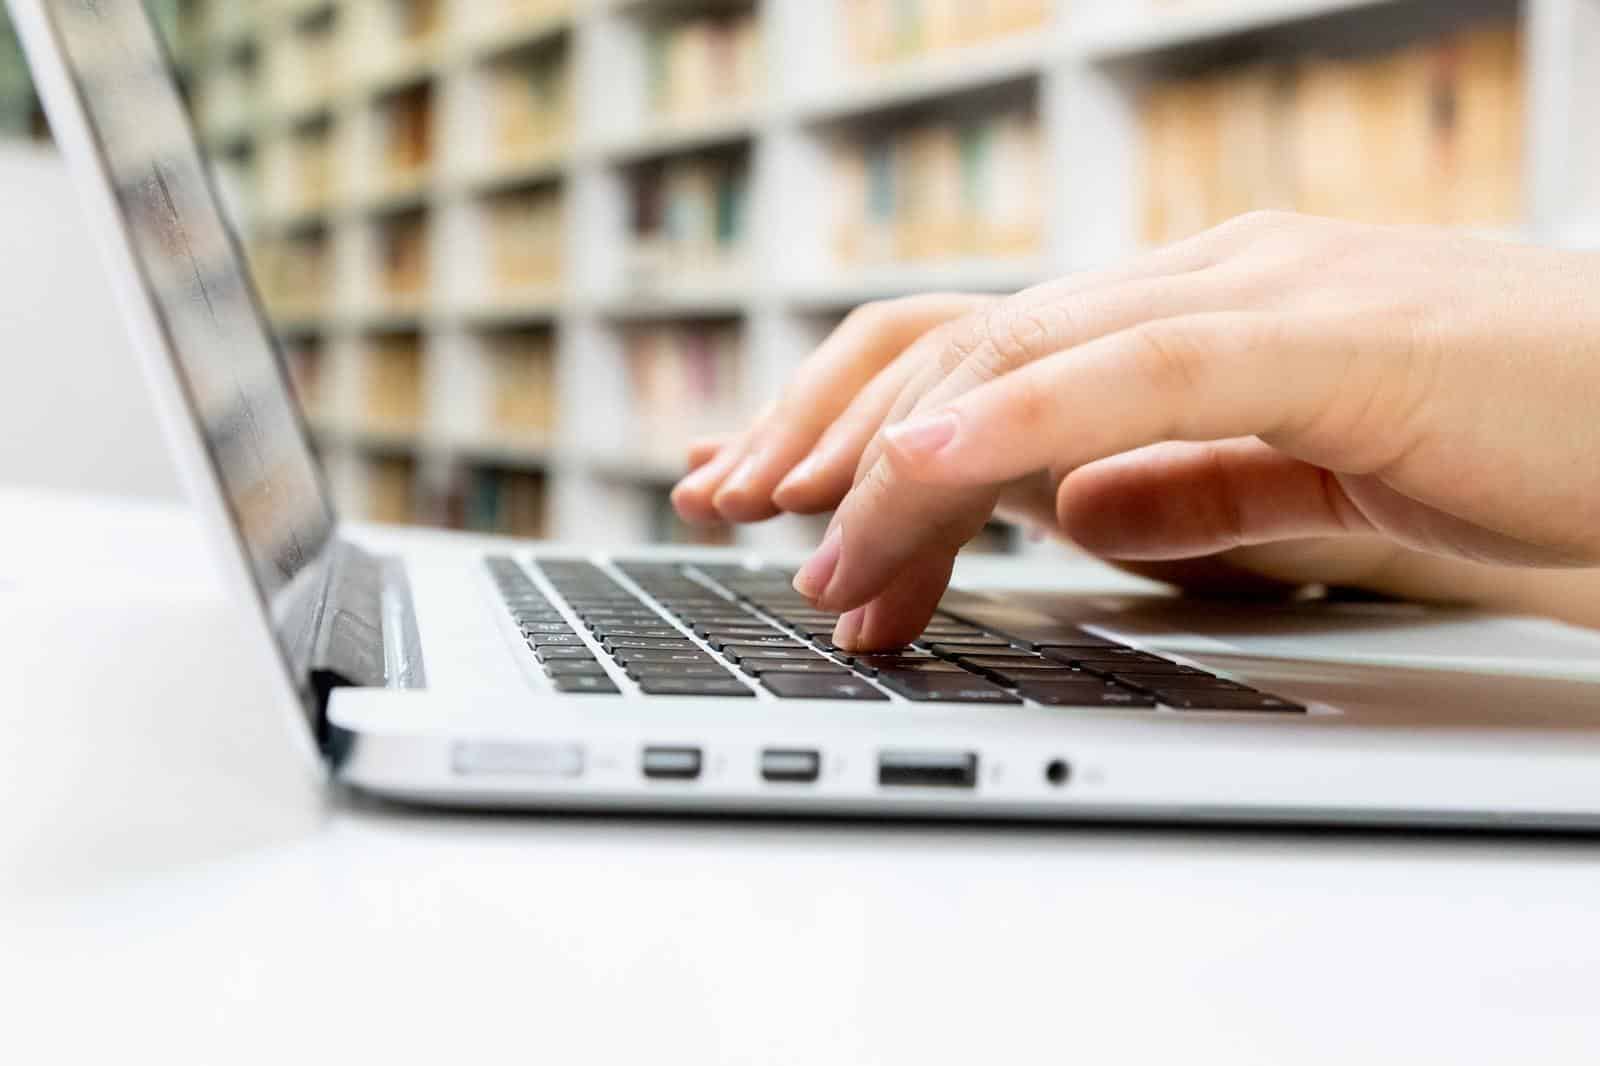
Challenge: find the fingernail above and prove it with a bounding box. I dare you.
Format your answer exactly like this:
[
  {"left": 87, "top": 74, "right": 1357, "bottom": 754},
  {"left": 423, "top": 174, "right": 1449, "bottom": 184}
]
[
  {"left": 883, "top": 411, "right": 959, "bottom": 460},
  {"left": 775, "top": 453, "right": 823, "bottom": 497},
  {"left": 714, "top": 457, "right": 762, "bottom": 505},
  {"left": 676, "top": 465, "right": 717, "bottom": 495},
  {"left": 792, "top": 526, "right": 843, "bottom": 601},
  {"left": 832, "top": 607, "right": 866, "bottom": 651}
]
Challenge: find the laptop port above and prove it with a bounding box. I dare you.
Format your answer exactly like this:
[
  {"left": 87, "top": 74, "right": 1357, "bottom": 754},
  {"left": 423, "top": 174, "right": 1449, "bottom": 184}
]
[
  {"left": 642, "top": 746, "right": 702, "bottom": 781},
  {"left": 878, "top": 750, "right": 979, "bottom": 790},
  {"left": 761, "top": 749, "right": 821, "bottom": 784}
]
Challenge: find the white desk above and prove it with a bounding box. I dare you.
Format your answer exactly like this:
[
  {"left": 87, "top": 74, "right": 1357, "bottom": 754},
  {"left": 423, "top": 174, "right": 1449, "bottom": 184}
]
[{"left": 4, "top": 489, "right": 1600, "bottom": 1064}]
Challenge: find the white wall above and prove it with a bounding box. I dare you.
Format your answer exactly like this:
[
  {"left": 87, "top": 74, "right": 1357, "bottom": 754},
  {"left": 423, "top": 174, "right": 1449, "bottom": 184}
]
[{"left": 0, "top": 144, "right": 181, "bottom": 500}]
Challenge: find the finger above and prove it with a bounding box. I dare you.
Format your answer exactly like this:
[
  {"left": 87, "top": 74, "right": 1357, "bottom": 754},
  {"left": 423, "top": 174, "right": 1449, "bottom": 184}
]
[
  {"left": 770, "top": 335, "right": 932, "bottom": 514},
  {"left": 686, "top": 436, "right": 733, "bottom": 471},
  {"left": 785, "top": 231, "right": 1240, "bottom": 510},
  {"left": 1056, "top": 439, "right": 1372, "bottom": 560},
  {"left": 672, "top": 429, "right": 757, "bottom": 525},
  {"left": 817, "top": 282, "right": 1253, "bottom": 616},
  {"left": 848, "top": 242, "right": 1244, "bottom": 485},
  {"left": 879, "top": 311, "right": 1373, "bottom": 490},
  {"left": 710, "top": 294, "right": 994, "bottom": 522},
  {"left": 796, "top": 450, "right": 998, "bottom": 618},
  {"left": 833, "top": 553, "right": 957, "bottom": 652}
]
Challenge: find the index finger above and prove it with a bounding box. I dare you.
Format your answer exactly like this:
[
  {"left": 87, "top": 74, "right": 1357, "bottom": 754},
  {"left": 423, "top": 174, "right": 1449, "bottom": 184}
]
[{"left": 879, "top": 311, "right": 1381, "bottom": 488}]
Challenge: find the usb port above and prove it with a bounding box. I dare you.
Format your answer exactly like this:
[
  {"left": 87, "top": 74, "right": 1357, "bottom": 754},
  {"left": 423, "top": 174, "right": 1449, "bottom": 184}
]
[
  {"left": 642, "top": 746, "right": 702, "bottom": 781},
  {"left": 761, "top": 749, "right": 821, "bottom": 784},
  {"left": 878, "top": 750, "right": 979, "bottom": 789}
]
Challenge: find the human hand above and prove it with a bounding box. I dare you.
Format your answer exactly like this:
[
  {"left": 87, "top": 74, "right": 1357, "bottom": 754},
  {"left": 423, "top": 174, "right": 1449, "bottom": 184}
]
[{"left": 678, "top": 213, "right": 1600, "bottom": 649}]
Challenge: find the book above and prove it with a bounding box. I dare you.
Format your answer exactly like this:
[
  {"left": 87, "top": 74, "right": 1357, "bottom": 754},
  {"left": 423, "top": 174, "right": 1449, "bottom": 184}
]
[
  {"left": 489, "top": 43, "right": 571, "bottom": 166},
  {"left": 1141, "top": 20, "right": 1526, "bottom": 244},
  {"left": 379, "top": 84, "right": 434, "bottom": 190},
  {"left": 366, "top": 455, "right": 419, "bottom": 525},
  {"left": 365, "top": 332, "right": 425, "bottom": 431},
  {"left": 627, "top": 153, "right": 748, "bottom": 291},
  {"left": 839, "top": 0, "right": 1049, "bottom": 68},
  {"left": 644, "top": 9, "right": 761, "bottom": 125},
  {"left": 375, "top": 210, "right": 429, "bottom": 306},
  {"left": 289, "top": 117, "right": 338, "bottom": 213},
  {"left": 624, "top": 322, "right": 744, "bottom": 457},
  {"left": 830, "top": 106, "right": 1045, "bottom": 267},
  {"left": 462, "top": 468, "right": 548, "bottom": 538},
  {"left": 254, "top": 228, "right": 331, "bottom": 318},
  {"left": 485, "top": 185, "right": 564, "bottom": 295},
  {"left": 487, "top": 330, "right": 557, "bottom": 439}
]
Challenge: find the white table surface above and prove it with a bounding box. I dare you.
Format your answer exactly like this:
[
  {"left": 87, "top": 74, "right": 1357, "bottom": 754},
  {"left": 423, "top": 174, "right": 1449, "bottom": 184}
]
[{"left": 4, "top": 488, "right": 1600, "bottom": 1064}]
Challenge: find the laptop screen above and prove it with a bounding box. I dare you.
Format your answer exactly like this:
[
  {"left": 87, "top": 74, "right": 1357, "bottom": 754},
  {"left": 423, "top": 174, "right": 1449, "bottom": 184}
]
[{"left": 31, "top": 0, "right": 339, "bottom": 717}]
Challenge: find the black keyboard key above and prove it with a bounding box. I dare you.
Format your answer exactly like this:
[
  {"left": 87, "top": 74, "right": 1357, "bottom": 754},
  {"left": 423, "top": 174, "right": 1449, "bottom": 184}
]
[
  {"left": 984, "top": 669, "right": 1107, "bottom": 689},
  {"left": 553, "top": 675, "right": 621, "bottom": 695},
  {"left": 931, "top": 645, "right": 1035, "bottom": 661},
  {"left": 701, "top": 632, "right": 799, "bottom": 650},
  {"left": 527, "top": 633, "right": 588, "bottom": 647},
  {"left": 955, "top": 655, "right": 1066, "bottom": 671},
  {"left": 761, "top": 674, "right": 889, "bottom": 701},
  {"left": 852, "top": 655, "right": 964, "bottom": 676},
  {"left": 636, "top": 677, "right": 756, "bottom": 698},
  {"left": 1018, "top": 683, "right": 1158, "bottom": 708},
  {"left": 580, "top": 612, "right": 662, "bottom": 625},
  {"left": 926, "top": 640, "right": 1019, "bottom": 655},
  {"left": 719, "top": 645, "right": 823, "bottom": 663},
  {"left": 544, "top": 660, "right": 610, "bottom": 677},
  {"left": 689, "top": 618, "right": 767, "bottom": 634},
  {"left": 1114, "top": 673, "right": 1248, "bottom": 691},
  {"left": 626, "top": 663, "right": 734, "bottom": 680},
  {"left": 536, "top": 646, "right": 599, "bottom": 662},
  {"left": 877, "top": 673, "right": 1022, "bottom": 704},
  {"left": 737, "top": 659, "right": 853, "bottom": 677},
  {"left": 588, "top": 627, "right": 683, "bottom": 640},
  {"left": 514, "top": 610, "right": 568, "bottom": 623},
  {"left": 602, "top": 638, "right": 698, "bottom": 652},
  {"left": 954, "top": 620, "right": 1115, "bottom": 651},
  {"left": 521, "top": 622, "right": 577, "bottom": 635},
  {"left": 1070, "top": 659, "right": 1204, "bottom": 676},
  {"left": 610, "top": 649, "right": 717, "bottom": 666},
  {"left": 1160, "top": 691, "right": 1306, "bottom": 712},
  {"left": 1040, "top": 645, "right": 1164, "bottom": 662}
]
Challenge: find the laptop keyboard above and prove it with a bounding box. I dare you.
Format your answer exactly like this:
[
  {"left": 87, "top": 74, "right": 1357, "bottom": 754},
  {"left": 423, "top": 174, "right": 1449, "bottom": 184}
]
[{"left": 486, "top": 556, "right": 1305, "bottom": 713}]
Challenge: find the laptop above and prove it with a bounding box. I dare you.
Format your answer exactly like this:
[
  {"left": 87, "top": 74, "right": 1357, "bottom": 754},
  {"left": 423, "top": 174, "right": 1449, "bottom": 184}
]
[{"left": 18, "top": 0, "right": 1600, "bottom": 827}]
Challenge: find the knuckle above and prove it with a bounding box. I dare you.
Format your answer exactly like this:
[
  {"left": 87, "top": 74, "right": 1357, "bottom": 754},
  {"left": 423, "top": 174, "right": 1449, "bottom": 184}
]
[
  {"left": 943, "top": 305, "right": 1059, "bottom": 382},
  {"left": 1131, "top": 321, "right": 1203, "bottom": 402}
]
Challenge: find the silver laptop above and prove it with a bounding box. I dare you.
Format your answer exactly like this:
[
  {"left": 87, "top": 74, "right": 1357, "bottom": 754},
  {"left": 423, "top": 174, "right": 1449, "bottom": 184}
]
[{"left": 18, "top": 0, "right": 1600, "bottom": 826}]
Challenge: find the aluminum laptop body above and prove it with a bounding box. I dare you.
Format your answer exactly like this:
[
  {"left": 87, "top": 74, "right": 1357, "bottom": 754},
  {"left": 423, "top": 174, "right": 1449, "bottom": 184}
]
[{"left": 19, "top": 0, "right": 1600, "bottom": 827}]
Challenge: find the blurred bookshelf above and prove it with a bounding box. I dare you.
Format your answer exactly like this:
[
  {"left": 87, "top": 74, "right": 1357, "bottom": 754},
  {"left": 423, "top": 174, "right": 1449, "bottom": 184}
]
[{"left": 3, "top": 0, "right": 1599, "bottom": 554}]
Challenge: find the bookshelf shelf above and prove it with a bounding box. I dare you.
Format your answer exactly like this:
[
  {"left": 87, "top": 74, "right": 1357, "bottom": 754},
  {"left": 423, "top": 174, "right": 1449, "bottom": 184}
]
[
  {"left": 596, "top": 111, "right": 761, "bottom": 165},
  {"left": 463, "top": 15, "right": 576, "bottom": 62},
  {"left": 789, "top": 34, "right": 1052, "bottom": 125},
  {"left": 784, "top": 260, "right": 1052, "bottom": 311},
  {"left": 104, "top": 0, "right": 1590, "bottom": 552},
  {"left": 1072, "top": 0, "right": 1408, "bottom": 60}
]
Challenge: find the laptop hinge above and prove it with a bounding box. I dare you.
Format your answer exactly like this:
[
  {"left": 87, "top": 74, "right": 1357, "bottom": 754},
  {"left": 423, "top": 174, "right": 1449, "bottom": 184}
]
[
  {"left": 308, "top": 539, "right": 428, "bottom": 760},
  {"left": 309, "top": 539, "right": 388, "bottom": 713}
]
